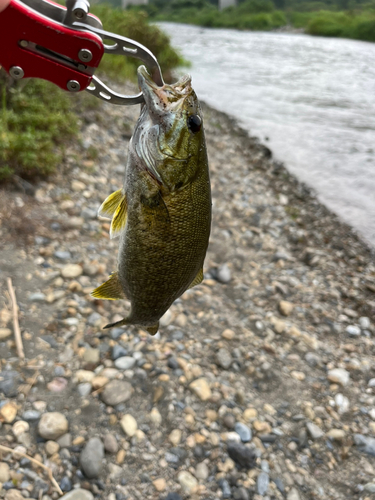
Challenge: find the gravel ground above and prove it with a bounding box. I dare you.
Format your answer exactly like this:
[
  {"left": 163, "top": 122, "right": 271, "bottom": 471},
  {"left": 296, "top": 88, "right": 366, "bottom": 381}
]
[{"left": 0, "top": 86, "right": 375, "bottom": 500}]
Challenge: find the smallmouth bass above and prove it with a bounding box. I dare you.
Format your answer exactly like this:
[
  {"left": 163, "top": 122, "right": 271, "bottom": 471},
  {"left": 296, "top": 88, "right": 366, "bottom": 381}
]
[{"left": 92, "top": 66, "right": 211, "bottom": 334}]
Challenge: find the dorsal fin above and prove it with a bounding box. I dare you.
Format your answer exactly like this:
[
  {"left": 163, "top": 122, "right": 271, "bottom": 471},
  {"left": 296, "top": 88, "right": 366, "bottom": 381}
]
[
  {"left": 91, "top": 272, "right": 126, "bottom": 300},
  {"left": 187, "top": 268, "right": 204, "bottom": 290}
]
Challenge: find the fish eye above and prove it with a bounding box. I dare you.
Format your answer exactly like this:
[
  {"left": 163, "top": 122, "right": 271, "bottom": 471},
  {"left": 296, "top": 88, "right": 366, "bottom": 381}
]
[{"left": 187, "top": 114, "right": 202, "bottom": 134}]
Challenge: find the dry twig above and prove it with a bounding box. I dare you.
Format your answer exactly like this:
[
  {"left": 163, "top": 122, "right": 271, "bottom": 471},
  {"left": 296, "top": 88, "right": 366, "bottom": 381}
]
[
  {"left": 6, "top": 277, "right": 25, "bottom": 360},
  {"left": 0, "top": 444, "right": 63, "bottom": 495}
]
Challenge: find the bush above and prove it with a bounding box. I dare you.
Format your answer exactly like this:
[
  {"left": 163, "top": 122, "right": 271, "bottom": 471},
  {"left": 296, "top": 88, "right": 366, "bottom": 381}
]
[{"left": 0, "top": 73, "right": 78, "bottom": 181}]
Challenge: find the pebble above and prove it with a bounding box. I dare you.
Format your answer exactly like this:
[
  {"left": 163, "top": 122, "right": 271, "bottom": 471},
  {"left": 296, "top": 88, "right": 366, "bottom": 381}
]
[
  {"left": 114, "top": 356, "right": 136, "bottom": 370},
  {"left": 216, "top": 263, "right": 231, "bottom": 283},
  {"left": 279, "top": 300, "right": 294, "bottom": 316},
  {"left": 60, "top": 489, "right": 94, "bottom": 500},
  {"left": 4, "top": 491, "right": 24, "bottom": 500},
  {"left": 57, "top": 433, "right": 72, "bottom": 448},
  {"left": 222, "top": 328, "right": 235, "bottom": 340},
  {"left": 104, "top": 433, "right": 118, "bottom": 453},
  {"left": 327, "top": 368, "right": 350, "bottom": 386},
  {"left": 0, "top": 328, "right": 12, "bottom": 340},
  {"left": 120, "top": 414, "right": 137, "bottom": 437},
  {"left": 165, "top": 494, "right": 182, "bottom": 500},
  {"left": 195, "top": 461, "right": 209, "bottom": 480},
  {"left": 216, "top": 348, "right": 232, "bottom": 369},
  {"left": 0, "top": 402, "right": 18, "bottom": 423},
  {"left": 28, "top": 292, "right": 46, "bottom": 302},
  {"left": 177, "top": 470, "right": 198, "bottom": 494},
  {"left": 54, "top": 251, "right": 71, "bottom": 260},
  {"left": 83, "top": 348, "right": 100, "bottom": 364},
  {"left": 45, "top": 440, "right": 60, "bottom": 456},
  {"left": 227, "top": 441, "right": 256, "bottom": 469},
  {"left": 77, "top": 383, "right": 92, "bottom": 397},
  {"left": 287, "top": 488, "right": 301, "bottom": 500},
  {"left": 306, "top": 422, "right": 324, "bottom": 440},
  {"left": 234, "top": 422, "right": 252, "bottom": 442},
  {"left": 345, "top": 325, "right": 361, "bottom": 336},
  {"left": 112, "top": 345, "right": 128, "bottom": 360},
  {"left": 61, "top": 264, "right": 83, "bottom": 278},
  {"left": 354, "top": 434, "right": 375, "bottom": 456},
  {"left": 22, "top": 410, "right": 41, "bottom": 421},
  {"left": 38, "top": 412, "right": 68, "bottom": 440},
  {"left": 12, "top": 420, "right": 29, "bottom": 437},
  {"left": 368, "top": 378, "right": 375, "bottom": 387},
  {"left": 153, "top": 478, "right": 167, "bottom": 492},
  {"left": 101, "top": 380, "right": 133, "bottom": 406},
  {"left": 60, "top": 476, "right": 72, "bottom": 492},
  {"left": 359, "top": 316, "right": 371, "bottom": 329},
  {"left": 219, "top": 478, "right": 231, "bottom": 498},
  {"left": 257, "top": 471, "right": 269, "bottom": 495},
  {"left": 169, "top": 429, "right": 182, "bottom": 445},
  {"left": 334, "top": 393, "right": 350, "bottom": 414},
  {"left": 80, "top": 437, "right": 104, "bottom": 478},
  {"left": 0, "top": 462, "right": 10, "bottom": 483},
  {"left": 326, "top": 429, "right": 345, "bottom": 441},
  {"left": 189, "top": 378, "right": 212, "bottom": 401}
]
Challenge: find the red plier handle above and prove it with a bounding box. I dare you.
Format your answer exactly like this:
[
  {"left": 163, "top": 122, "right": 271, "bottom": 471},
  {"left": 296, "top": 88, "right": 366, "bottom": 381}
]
[
  {"left": 0, "top": 0, "right": 104, "bottom": 93},
  {"left": 0, "top": 0, "right": 164, "bottom": 105}
]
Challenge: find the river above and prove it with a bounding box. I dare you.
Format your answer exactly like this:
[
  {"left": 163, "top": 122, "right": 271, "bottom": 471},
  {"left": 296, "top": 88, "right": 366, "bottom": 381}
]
[{"left": 158, "top": 23, "right": 375, "bottom": 248}]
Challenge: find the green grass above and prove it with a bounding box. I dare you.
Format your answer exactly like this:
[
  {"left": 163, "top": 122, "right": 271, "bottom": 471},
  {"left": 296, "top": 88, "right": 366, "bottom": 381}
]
[{"left": 0, "top": 6, "right": 184, "bottom": 183}]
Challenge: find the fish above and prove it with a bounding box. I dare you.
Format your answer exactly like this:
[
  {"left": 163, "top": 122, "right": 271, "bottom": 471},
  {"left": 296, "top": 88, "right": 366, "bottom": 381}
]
[{"left": 91, "top": 65, "right": 212, "bottom": 334}]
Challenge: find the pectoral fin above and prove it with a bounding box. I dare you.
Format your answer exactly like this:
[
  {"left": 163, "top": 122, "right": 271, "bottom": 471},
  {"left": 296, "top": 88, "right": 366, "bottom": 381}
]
[
  {"left": 187, "top": 268, "right": 204, "bottom": 289},
  {"left": 98, "top": 189, "right": 124, "bottom": 218},
  {"left": 91, "top": 272, "right": 125, "bottom": 300},
  {"left": 146, "top": 322, "right": 159, "bottom": 335},
  {"left": 110, "top": 195, "right": 128, "bottom": 239}
]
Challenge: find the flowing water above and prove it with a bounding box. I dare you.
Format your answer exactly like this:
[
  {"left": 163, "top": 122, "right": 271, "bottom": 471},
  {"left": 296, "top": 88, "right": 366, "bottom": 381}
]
[{"left": 159, "top": 23, "right": 375, "bottom": 248}]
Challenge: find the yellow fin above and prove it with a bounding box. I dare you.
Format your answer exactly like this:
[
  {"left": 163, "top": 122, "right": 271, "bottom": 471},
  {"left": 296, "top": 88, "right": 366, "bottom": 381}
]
[
  {"left": 98, "top": 189, "right": 124, "bottom": 218},
  {"left": 91, "top": 272, "right": 125, "bottom": 301},
  {"left": 110, "top": 195, "right": 128, "bottom": 239},
  {"left": 146, "top": 322, "right": 159, "bottom": 335},
  {"left": 188, "top": 268, "right": 204, "bottom": 289}
]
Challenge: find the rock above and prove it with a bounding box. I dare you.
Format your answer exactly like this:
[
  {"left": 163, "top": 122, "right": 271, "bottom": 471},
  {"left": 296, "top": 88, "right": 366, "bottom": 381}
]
[
  {"left": 60, "top": 489, "right": 94, "bottom": 500},
  {"left": 153, "top": 478, "right": 166, "bottom": 492},
  {"left": 0, "top": 402, "right": 18, "bottom": 423},
  {"left": 80, "top": 437, "right": 104, "bottom": 478},
  {"left": 83, "top": 348, "right": 100, "bottom": 364},
  {"left": 57, "top": 433, "right": 72, "bottom": 448},
  {"left": 234, "top": 422, "right": 252, "bottom": 442},
  {"left": 101, "top": 380, "right": 133, "bottom": 406},
  {"left": 12, "top": 420, "right": 29, "bottom": 437},
  {"left": 120, "top": 414, "right": 137, "bottom": 437},
  {"left": 77, "top": 383, "right": 92, "bottom": 397},
  {"left": 195, "top": 462, "right": 209, "bottom": 480},
  {"left": 222, "top": 328, "right": 235, "bottom": 340},
  {"left": 279, "top": 300, "right": 294, "bottom": 316},
  {"left": 112, "top": 345, "right": 128, "bottom": 360},
  {"left": 219, "top": 478, "right": 231, "bottom": 498},
  {"left": 22, "top": 410, "right": 41, "bottom": 421},
  {"left": 216, "top": 263, "right": 231, "bottom": 283},
  {"left": 61, "top": 264, "right": 83, "bottom": 279},
  {"left": 306, "top": 422, "right": 324, "bottom": 440},
  {"left": 354, "top": 434, "right": 375, "bottom": 456},
  {"left": 165, "top": 495, "right": 182, "bottom": 500},
  {"left": 334, "top": 393, "right": 350, "bottom": 414},
  {"left": 368, "top": 378, "right": 375, "bottom": 387},
  {"left": 149, "top": 407, "right": 162, "bottom": 426},
  {"left": 45, "top": 440, "right": 60, "bottom": 456},
  {"left": 345, "top": 325, "right": 360, "bottom": 336},
  {"left": 87, "top": 312, "right": 102, "bottom": 326},
  {"left": 227, "top": 441, "right": 256, "bottom": 469},
  {"left": 216, "top": 348, "right": 232, "bottom": 369},
  {"left": 167, "top": 356, "right": 179, "bottom": 369},
  {"left": 189, "top": 378, "right": 212, "bottom": 401},
  {"left": 71, "top": 180, "right": 86, "bottom": 191},
  {"left": 359, "top": 317, "right": 371, "bottom": 329},
  {"left": 0, "top": 371, "right": 21, "bottom": 397},
  {"left": 54, "top": 250, "right": 71, "bottom": 260},
  {"left": 28, "top": 292, "right": 46, "bottom": 302},
  {"left": 223, "top": 413, "right": 236, "bottom": 429},
  {"left": 257, "top": 471, "right": 269, "bottom": 495},
  {"left": 287, "top": 488, "right": 301, "bottom": 500},
  {"left": 364, "top": 483, "right": 375, "bottom": 493},
  {"left": 243, "top": 408, "right": 258, "bottom": 421},
  {"left": 169, "top": 429, "right": 182, "bottom": 446},
  {"left": 327, "top": 368, "right": 350, "bottom": 386},
  {"left": 38, "top": 412, "right": 68, "bottom": 440},
  {"left": 0, "top": 328, "right": 12, "bottom": 340},
  {"left": 104, "top": 434, "right": 118, "bottom": 454},
  {"left": 60, "top": 476, "right": 72, "bottom": 492},
  {"left": 5, "top": 491, "right": 24, "bottom": 500},
  {"left": 114, "top": 356, "right": 136, "bottom": 370},
  {"left": 178, "top": 471, "right": 198, "bottom": 494},
  {"left": 326, "top": 429, "right": 345, "bottom": 441},
  {"left": 75, "top": 370, "right": 95, "bottom": 383},
  {"left": 0, "top": 462, "right": 10, "bottom": 483}
]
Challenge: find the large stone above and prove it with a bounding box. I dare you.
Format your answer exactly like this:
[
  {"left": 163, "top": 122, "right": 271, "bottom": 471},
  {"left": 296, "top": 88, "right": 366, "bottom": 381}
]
[
  {"left": 80, "top": 437, "right": 104, "bottom": 478},
  {"left": 38, "top": 412, "right": 68, "bottom": 440},
  {"left": 189, "top": 378, "right": 211, "bottom": 401},
  {"left": 60, "top": 489, "right": 94, "bottom": 500},
  {"left": 101, "top": 380, "right": 133, "bottom": 406},
  {"left": 178, "top": 471, "right": 198, "bottom": 494}
]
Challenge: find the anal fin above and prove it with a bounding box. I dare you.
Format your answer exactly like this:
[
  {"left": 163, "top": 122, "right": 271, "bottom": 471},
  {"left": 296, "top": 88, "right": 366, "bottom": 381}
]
[
  {"left": 187, "top": 268, "right": 204, "bottom": 290},
  {"left": 91, "top": 272, "right": 125, "bottom": 301}
]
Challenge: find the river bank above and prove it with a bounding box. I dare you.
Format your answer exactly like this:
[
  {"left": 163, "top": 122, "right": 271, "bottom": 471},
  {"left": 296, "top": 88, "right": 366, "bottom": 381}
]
[{"left": 0, "top": 91, "right": 375, "bottom": 500}]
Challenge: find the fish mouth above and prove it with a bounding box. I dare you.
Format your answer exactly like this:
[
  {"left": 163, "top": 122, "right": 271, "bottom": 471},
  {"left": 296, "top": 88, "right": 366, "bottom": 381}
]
[{"left": 137, "top": 65, "right": 192, "bottom": 110}]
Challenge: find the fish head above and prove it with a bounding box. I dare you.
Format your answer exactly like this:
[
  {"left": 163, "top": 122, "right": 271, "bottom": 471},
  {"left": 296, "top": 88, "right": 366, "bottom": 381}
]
[{"left": 135, "top": 65, "right": 205, "bottom": 191}]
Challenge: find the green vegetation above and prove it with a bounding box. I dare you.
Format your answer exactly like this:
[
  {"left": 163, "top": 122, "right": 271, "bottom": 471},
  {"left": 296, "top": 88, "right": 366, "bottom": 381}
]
[
  {"left": 0, "top": 7, "right": 183, "bottom": 182},
  {"left": 131, "top": 0, "right": 375, "bottom": 42}
]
